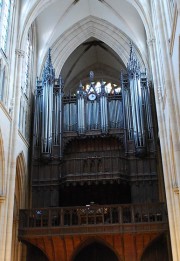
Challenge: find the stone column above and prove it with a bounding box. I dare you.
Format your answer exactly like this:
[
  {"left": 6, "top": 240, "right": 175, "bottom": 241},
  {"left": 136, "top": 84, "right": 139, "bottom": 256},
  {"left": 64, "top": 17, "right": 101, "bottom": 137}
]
[
  {"left": 148, "top": 36, "right": 179, "bottom": 261},
  {"left": 3, "top": 49, "right": 24, "bottom": 261},
  {"left": 148, "top": 5, "right": 180, "bottom": 256},
  {"left": 0, "top": 196, "right": 6, "bottom": 261}
]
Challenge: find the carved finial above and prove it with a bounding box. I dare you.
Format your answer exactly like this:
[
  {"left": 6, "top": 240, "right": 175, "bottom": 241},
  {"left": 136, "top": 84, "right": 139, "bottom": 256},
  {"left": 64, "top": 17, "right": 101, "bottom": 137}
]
[
  {"left": 42, "top": 48, "right": 55, "bottom": 85},
  {"left": 127, "top": 42, "right": 140, "bottom": 75},
  {"left": 89, "top": 71, "right": 94, "bottom": 82},
  {"left": 77, "top": 81, "right": 84, "bottom": 96}
]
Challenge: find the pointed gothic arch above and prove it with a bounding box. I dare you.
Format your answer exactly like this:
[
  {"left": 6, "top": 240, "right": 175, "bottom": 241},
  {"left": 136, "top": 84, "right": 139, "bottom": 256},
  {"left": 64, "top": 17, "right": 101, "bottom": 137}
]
[
  {"left": 39, "top": 16, "right": 148, "bottom": 77},
  {"left": 71, "top": 237, "right": 121, "bottom": 261},
  {"left": 11, "top": 152, "right": 27, "bottom": 261},
  {"left": 19, "top": 0, "right": 153, "bottom": 53},
  {"left": 15, "top": 152, "right": 26, "bottom": 208},
  {"left": 140, "top": 233, "right": 171, "bottom": 261}
]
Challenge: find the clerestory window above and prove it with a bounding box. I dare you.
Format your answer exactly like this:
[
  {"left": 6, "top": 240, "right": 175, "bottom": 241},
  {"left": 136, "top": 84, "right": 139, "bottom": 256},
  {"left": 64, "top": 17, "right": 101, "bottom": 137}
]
[{"left": 0, "top": 0, "right": 11, "bottom": 53}]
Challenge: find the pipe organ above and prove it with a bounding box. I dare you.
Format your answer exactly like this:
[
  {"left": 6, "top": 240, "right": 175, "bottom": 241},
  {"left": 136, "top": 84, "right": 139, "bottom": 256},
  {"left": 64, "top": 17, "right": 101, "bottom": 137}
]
[
  {"left": 34, "top": 47, "right": 154, "bottom": 160},
  {"left": 20, "top": 46, "right": 170, "bottom": 261},
  {"left": 31, "top": 45, "right": 158, "bottom": 209}
]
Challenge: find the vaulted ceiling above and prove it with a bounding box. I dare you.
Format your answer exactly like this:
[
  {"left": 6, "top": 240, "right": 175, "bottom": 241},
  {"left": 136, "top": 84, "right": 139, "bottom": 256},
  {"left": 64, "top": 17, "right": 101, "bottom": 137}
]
[{"left": 20, "top": 0, "right": 149, "bottom": 90}]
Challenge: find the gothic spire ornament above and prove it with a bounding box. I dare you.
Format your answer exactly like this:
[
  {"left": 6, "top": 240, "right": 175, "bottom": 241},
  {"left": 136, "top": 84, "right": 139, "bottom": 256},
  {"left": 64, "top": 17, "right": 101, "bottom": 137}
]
[
  {"left": 127, "top": 42, "right": 140, "bottom": 76},
  {"left": 42, "top": 48, "right": 55, "bottom": 85}
]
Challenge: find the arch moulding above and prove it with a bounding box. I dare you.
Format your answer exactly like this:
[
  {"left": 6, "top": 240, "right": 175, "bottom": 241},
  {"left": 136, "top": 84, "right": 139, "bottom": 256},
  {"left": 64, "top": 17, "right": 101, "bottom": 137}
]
[
  {"left": 19, "top": 0, "right": 153, "bottom": 55},
  {"left": 39, "top": 16, "right": 148, "bottom": 77},
  {"left": 70, "top": 236, "right": 122, "bottom": 261},
  {"left": 15, "top": 152, "right": 27, "bottom": 208}
]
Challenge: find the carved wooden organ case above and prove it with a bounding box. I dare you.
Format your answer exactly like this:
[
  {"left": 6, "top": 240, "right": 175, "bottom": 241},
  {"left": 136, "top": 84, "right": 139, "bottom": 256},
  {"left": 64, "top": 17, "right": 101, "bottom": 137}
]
[{"left": 32, "top": 47, "right": 158, "bottom": 208}]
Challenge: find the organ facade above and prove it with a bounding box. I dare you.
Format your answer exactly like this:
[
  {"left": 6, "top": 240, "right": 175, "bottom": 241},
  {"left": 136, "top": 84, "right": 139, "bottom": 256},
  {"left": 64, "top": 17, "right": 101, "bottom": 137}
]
[{"left": 19, "top": 46, "right": 170, "bottom": 261}]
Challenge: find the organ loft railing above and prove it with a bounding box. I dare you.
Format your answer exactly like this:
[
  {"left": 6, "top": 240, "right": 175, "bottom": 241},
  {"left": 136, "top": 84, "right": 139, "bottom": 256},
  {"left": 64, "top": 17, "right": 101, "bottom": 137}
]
[
  {"left": 19, "top": 203, "right": 168, "bottom": 238},
  {"left": 33, "top": 45, "right": 155, "bottom": 160}
]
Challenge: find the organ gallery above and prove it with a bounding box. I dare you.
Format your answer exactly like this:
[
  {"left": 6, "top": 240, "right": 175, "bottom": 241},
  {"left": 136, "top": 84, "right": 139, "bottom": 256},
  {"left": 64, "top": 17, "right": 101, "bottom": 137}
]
[{"left": 19, "top": 45, "right": 171, "bottom": 261}]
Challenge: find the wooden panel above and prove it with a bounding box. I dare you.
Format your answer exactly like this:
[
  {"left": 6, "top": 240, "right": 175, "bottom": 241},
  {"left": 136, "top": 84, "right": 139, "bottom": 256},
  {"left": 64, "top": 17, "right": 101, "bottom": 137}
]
[{"left": 24, "top": 232, "right": 167, "bottom": 261}]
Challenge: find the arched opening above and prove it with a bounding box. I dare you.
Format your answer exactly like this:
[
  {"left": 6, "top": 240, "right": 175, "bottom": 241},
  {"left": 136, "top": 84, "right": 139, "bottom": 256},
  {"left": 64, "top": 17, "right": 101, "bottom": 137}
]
[
  {"left": 61, "top": 36, "right": 126, "bottom": 94},
  {"left": 11, "top": 153, "right": 26, "bottom": 261},
  {"left": 73, "top": 242, "right": 118, "bottom": 261},
  {"left": 26, "top": 243, "right": 49, "bottom": 261},
  {"left": 141, "top": 234, "right": 172, "bottom": 261}
]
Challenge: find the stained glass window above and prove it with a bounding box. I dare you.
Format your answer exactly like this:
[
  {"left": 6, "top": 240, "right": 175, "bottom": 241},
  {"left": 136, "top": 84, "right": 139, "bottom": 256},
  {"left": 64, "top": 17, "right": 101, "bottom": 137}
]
[
  {"left": 1, "top": 0, "right": 11, "bottom": 52},
  {"left": 19, "top": 31, "right": 32, "bottom": 139},
  {"left": 0, "top": 67, "right": 5, "bottom": 101},
  {"left": 85, "top": 81, "right": 121, "bottom": 94},
  {"left": 23, "top": 34, "right": 31, "bottom": 95},
  {"left": 0, "top": 0, "right": 2, "bottom": 16}
]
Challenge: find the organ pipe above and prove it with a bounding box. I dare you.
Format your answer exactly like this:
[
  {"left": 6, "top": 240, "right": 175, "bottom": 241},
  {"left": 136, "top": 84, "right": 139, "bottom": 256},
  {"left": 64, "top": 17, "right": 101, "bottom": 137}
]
[
  {"left": 126, "top": 44, "right": 146, "bottom": 156},
  {"left": 100, "top": 82, "right": 108, "bottom": 134},
  {"left": 77, "top": 82, "right": 85, "bottom": 134},
  {"left": 121, "top": 43, "right": 155, "bottom": 156},
  {"left": 34, "top": 79, "right": 42, "bottom": 146},
  {"left": 41, "top": 49, "right": 54, "bottom": 155},
  {"left": 33, "top": 46, "right": 154, "bottom": 160},
  {"left": 141, "top": 76, "right": 154, "bottom": 140},
  {"left": 86, "top": 101, "right": 99, "bottom": 130},
  {"left": 58, "top": 75, "right": 63, "bottom": 157}
]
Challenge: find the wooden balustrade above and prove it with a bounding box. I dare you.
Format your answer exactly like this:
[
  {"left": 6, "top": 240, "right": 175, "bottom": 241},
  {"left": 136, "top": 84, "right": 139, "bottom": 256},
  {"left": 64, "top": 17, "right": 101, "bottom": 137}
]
[{"left": 19, "top": 203, "right": 167, "bottom": 233}]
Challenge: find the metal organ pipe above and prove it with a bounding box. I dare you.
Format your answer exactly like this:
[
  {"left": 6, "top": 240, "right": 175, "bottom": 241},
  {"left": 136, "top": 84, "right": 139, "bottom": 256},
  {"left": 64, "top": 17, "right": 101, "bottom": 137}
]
[
  {"left": 109, "top": 100, "right": 123, "bottom": 129},
  {"left": 77, "top": 82, "right": 85, "bottom": 134},
  {"left": 86, "top": 101, "right": 99, "bottom": 130},
  {"left": 41, "top": 49, "right": 54, "bottom": 155},
  {"left": 42, "top": 81, "right": 53, "bottom": 154},
  {"left": 100, "top": 82, "right": 108, "bottom": 134},
  {"left": 34, "top": 80, "right": 42, "bottom": 146},
  {"left": 141, "top": 78, "right": 153, "bottom": 140},
  {"left": 59, "top": 75, "right": 63, "bottom": 158},
  {"left": 129, "top": 76, "right": 145, "bottom": 147},
  {"left": 127, "top": 45, "right": 146, "bottom": 155},
  {"left": 121, "top": 44, "right": 155, "bottom": 157}
]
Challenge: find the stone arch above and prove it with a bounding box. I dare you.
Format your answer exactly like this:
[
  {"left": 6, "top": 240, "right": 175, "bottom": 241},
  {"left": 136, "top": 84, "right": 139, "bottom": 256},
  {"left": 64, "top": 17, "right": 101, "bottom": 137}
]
[
  {"left": 0, "top": 128, "right": 5, "bottom": 195},
  {"left": 140, "top": 233, "right": 171, "bottom": 261},
  {"left": 39, "top": 16, "right": 148, "bottom": 77},
  {"left": 22, "top": 241, "right": 49, "bottom": 261},
  {"left": 19, "top": 0, "right": 153, "bottom": 52},
  {"left": 71, "top": 237, "right": 121, "bottom": 261},
  {"left": 15, "top": 152, "right": 26, "bottom": 208},
  {"left": 11, "top": 152, "right": 27, "bottom": 261}
]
